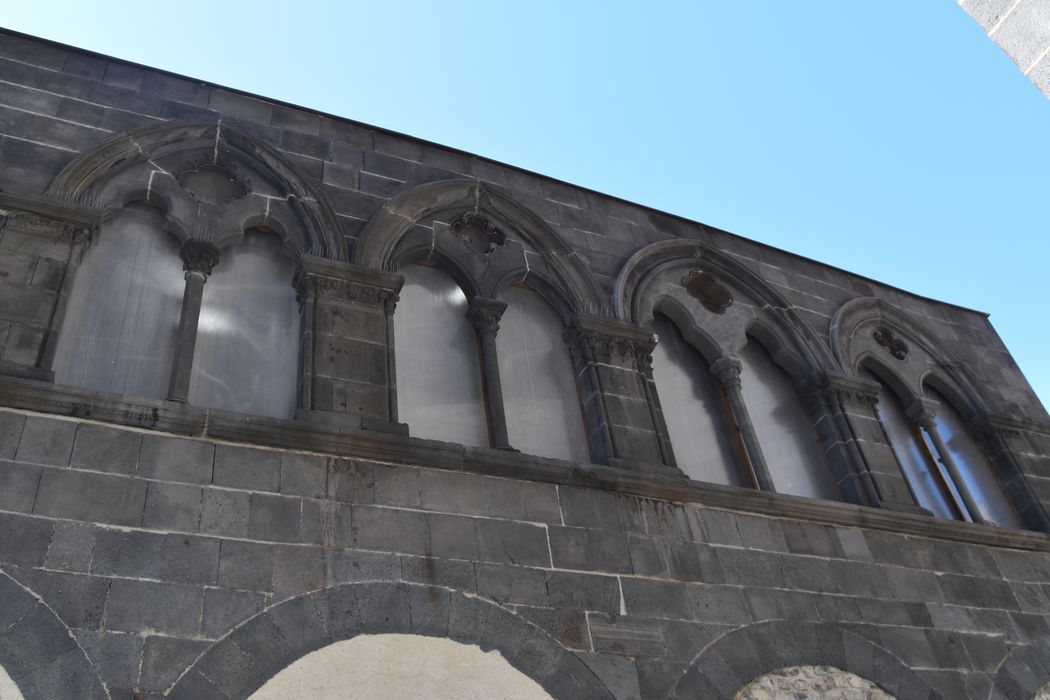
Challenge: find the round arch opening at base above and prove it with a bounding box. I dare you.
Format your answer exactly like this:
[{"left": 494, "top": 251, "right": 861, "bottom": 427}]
[{"left": 249, "top": 633, "right": 554, "bottom": 699}]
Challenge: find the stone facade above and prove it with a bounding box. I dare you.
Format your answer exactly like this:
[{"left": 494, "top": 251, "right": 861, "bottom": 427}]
[
  {"left": 959, "top": 0, "right": 1050, "bottom": 98},
  {"left": 0, "top": 27, "right": 1049, "bottom": 700}
]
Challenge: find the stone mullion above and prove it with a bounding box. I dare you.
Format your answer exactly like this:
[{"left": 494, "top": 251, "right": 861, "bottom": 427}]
[
  {"left": 295, "top": 274, "right": 318, "bottom": 412},
  {"left": 167, "top": 240, "right": 220, "bottom": 404},
  {"left": 634, "top": 344, "right": 677, "bottom": 469},
  {"left": 381, "top": 291, "right": 399, "bottom": 424},
  {"left": 467, "top": 297, "right": 512, "bottom": 451},
  {"left": 711, "top": 356, "right": 775, "bottom": 493},
  {"left": 910, "top": 402, "right": 986, "bottom": 524}
]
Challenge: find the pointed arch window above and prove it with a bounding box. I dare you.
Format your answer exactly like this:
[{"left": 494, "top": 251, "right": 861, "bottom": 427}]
[
  {"left": 496, "top": 285, "right": 589, "bottom": 463},
  {"left": 650, "top": 313, "right": 744, "bottom": 486},
  {"left": 393, "top": 263, "right": 488, "bottom": 447},
  {"left": 738, "top": 337, "right": 837, "bottom": 500},
  {"left": 53, "top": 207, "right": 302, "bottom": 419}
]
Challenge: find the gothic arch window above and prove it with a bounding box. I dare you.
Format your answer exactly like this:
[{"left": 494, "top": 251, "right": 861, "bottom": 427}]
[
  {"left": 53, "top": 205, "right": 302, "bottom": 419},
  {"left": 650, "top": 312, "right": 744, "bottom": 486},
  {"left": 739, "top": 336, "right": 838, "bottom": 500},
  {"left": 393, "top": 263, "right": 488, "bottom": 447},
  {"left": 924, "top": 383, "right": 1021, "bottom": 527},
  {"left": 496, "top": 285, "right": 589, "bottom": 463},
  {"left": 188, "top": 229, "right": 300, "bottom": 419},
  {"left": 53, "top": 206, "right": 184, "bottom": 400},
  {"left": 864, "top": 369, "right": 958, "bottom": 520}
]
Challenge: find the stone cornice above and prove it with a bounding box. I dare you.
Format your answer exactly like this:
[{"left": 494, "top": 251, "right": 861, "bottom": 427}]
[{"left": 0, "top": 190, "right": 102, "bottom": 229}]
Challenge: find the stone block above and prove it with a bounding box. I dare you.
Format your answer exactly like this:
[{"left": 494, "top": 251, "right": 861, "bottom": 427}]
[
  {"left": 75, "top": 630, "right": 143, "bottom": 689},
  {"left": 324, "top": 548, "right": 400, "bottom": 585},
  {"left": 13, "top": 415, "right": 75, "bottom": 465},
  {"left": 545, "top": 571, "right": 620, "bottom": 616},
  {"left": 407, "top": 584, "right": 451, "bottom": 637},
  {"left": 139, "top": 636, "right": 210, "bottom": 693},
  {"left": 780, "top": 520, "right": 843, "bottom": 558},
  {"left": 476, "top": 518, "right": 550, "bottom": 567},
  {"left": 33, "top": 468, "right": 146, "bottom": 526},
  {"left": 91, "top": 529, "right": 219, "bottom": 585},
  {"left": 0, "top": 459, "right": 40, "bottom": 513},
  {"left": 272, "top": 545, "right": 324, "bottom": 600},
  {"left": 0, "top": 411, "right": 25, "bottom": 458},
  {"left": 327, "top": 458, "right": 375, "bottom": 504},
  {"left": 352, "top": 505, "right": 429, "bottom": 556},
  {"left": 517, "top": 606, "right": 589, "bottom": 650},
  {"left": 248, "top": 493, "right": 302, "bottom": 542},
  {"left": 400, "top": 556, "right": 476, "bottom": 593},
  {"left": 428, "top": 513, "right": 478, "bottom": 560},
  {"left": 69, "top": 423, "right": 140, "bottom": 474},
  {"left": 202, "top": 587, "right": 267, "bottom": 638},
  {"left": 45, "top": 521, "right": 95, "bottom": 572},
  {"left": 142, "top": 481, "right": 202, "bottom": 531},
  {"left": 105, "top": 578, "right": 204, "bottom": 636},
  {"left": 475, "top": 562, "right": 549, "bottom": 607},
  {"left": 686, "top": 584, "right": 752, "bottom": 624},
  {"left": 717, "top": 547, "right": 785, "bottom": 586},
  {"left": 372, "top": 463, "right": 421, "bottom": 507},
  {"left": 213, "top": 444, "right": 281, "bottom": 492},
  {"left": 579, "top": 652, "right": 642, "bottom": 700},
  {"left": 218, "top": 540, "right": 273, "bottom": 592},
  {"left": 418, "top": 469, "right": 490, "bottom": 516},
  {"left": 199, "top": 488, "right": 250, "bottom": 537},
  {"left": 280, "top": 452, "right": 326, "bottom": 498},
  {"left": 588, "top": 613, "right": 666, "bottom": 658},
  {"left": 620, "top": 577, "right": 692, "bottom": 620},
  {"left": 627, "top": 534, "right": 669, "bottom": 576},
  {"left": 549, "top": 525, "right": 591, "bottom": 570},
  {"left": 138, "top": 434, "right": 214, "bottom": 485},
  {"left": 11, "top": 568, "right": 109, "bottom": 630}
]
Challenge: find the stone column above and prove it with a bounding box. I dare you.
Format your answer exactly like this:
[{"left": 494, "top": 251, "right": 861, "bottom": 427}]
[
  {"left": 565, "top": 316, "right": 681, "bottom": 474},
  {"left": 167, "top": 240, "right": 220, "bottom": 403},
  {"left": 909, "top": 400, "right": 986, "bottom": 524},
  {"left": 467, "top": 297, "right": 512, "bottom": 451},
  {"left": 971, "top": 415, "right": 1050, "bottom": 531},
  {"left": 0, "top": 195, "right": 99, "bottom": 382},
  {"left": 294, "top": 256, "right": 405, "bottom": 433},
  {"left": 710, "top": 356, "right": 775, "bottom": 493}
]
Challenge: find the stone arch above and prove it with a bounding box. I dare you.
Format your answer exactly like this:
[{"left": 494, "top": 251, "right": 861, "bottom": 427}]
[
  {"left": 614, "top": 239, "right": 838, "bottom": 376},
  {"left": 0, "top": 570, "right": 107, "bottom": 700},
  {"left": 830, "top": 297, "right": 993, "bottom": 417},
  {"left": 46, "top": 120, "right": 347, "bottom": 260},
  {"left": 671, "top": 620, "right": 941, "bottom": 700},
  {"left": 989, "top": 638, "right": 1050, "bottom": 700},
  {"left": 168, "top": 581, "right": 613, "bottom": 700},
  {"left": 354, "top": 179, "right": 607, "bottom": 317}
]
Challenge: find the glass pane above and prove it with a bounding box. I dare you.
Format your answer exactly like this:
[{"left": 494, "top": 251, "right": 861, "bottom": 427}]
[
  {"left": 496, "top": 286, "right": 590, "bottom": 463},
  {"left": 868, "top": 373, "right": 957, "bottom": 519},
  {"left": 189, "top": 233, "right": 299, "bottom": 419},
  {"left": 739, "top": 339, "right": 837, "bottom": 500},
  {"left": 53, "top": 209, "right": 183, "bottom": 399},
  {"left": 929, "top": 387, "right": 1022, "bottom": 528},
  {"left": 650, "top": 314, "right": 743, "bottom": 485},
  {"left": 394, "top": 264, "right": 488, "bottom": 447}
]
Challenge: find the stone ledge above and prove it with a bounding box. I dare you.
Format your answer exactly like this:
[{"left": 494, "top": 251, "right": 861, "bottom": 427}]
[{"left": 1, "top": 375, "right": 1050, "bottom": 553}]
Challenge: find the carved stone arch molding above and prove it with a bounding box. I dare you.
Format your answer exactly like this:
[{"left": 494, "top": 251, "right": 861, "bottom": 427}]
[
  {"left": 989, "top": 638, "right": 1050, "bottom": 700},
  {"left": 0, "top": 570, "right": 108, "bottom": 699},
  {"left": 670, "top": 620, "right": 942, "bottom": 700},
  {"left": 46, "top": 120, "right": 347, "bottom": 260},
  {"left": 168, "top": 581, "right": 613, "bottom": 700},
  {"left": 830, "top": 297, "right": 993, "bottom": 416},
  {"left": 614, "top": 239, "right": 839, "bottom": 379},
  {"left": 353, "top": 179, "right": 607, "bottom": 317}
]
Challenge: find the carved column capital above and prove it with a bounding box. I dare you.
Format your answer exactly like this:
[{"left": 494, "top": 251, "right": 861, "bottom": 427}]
[
  {"left": 710, "top": 356, "right": 743, "bottom": 391},
  {"left": 466, "top": 297, "right": 507, "bottom": 336},
  {"left": 565, "top": 317, "right": 656, "bottom": 369},
  {"left": 293, "top": 256, "right": 404, "bottom": 308},
  {"left": 179, "top": 240, "right": 221, "bottom": 277},
  {"left": 905, "top": 397, "right": 940, "bottom": 429}
]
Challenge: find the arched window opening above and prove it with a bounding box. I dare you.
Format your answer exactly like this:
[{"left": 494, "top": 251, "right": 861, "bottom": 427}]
[
  {"left": 496, "top": 285, "right": 589, "bottom": 463},
  {"left": 394, "top": 263, "right": 487, "bottom": 447},
  {"left": 53, "top": 207, "right": 183, "bottom": 399},
  {"left": 650, "top": 313, "right": 745, "bottom": 486},
  {"left": 926, "top": 385, "right": 1022, "bottom": 528},
  {"left": 189, "top": 231, "right": 300, "bottom": 419},
  {"left": 865, "top": 370, "right": 959, "bottom": 520},
  {"left": 739, "top": 337, "right": 837, "bottom": 500}
]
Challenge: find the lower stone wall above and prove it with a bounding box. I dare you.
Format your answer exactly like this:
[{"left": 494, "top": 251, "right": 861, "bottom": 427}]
[{"left": 0, "top": 408, "right": 1049, "bottom": 699}]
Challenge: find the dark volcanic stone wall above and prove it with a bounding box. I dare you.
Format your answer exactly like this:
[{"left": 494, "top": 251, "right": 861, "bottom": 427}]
[{"left": 0, "top": 29, "right": 1049, "bottom": 700}]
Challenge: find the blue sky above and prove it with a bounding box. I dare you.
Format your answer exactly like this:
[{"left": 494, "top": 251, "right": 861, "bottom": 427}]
[{"left": 6, "top": 1, "right": 1050, "bottom": 409}]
